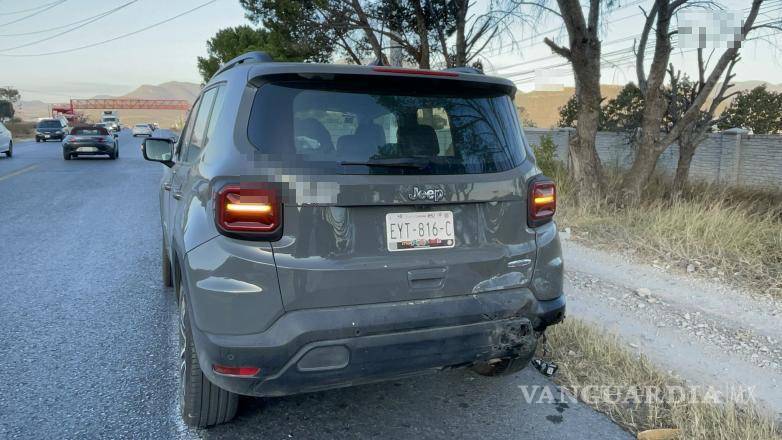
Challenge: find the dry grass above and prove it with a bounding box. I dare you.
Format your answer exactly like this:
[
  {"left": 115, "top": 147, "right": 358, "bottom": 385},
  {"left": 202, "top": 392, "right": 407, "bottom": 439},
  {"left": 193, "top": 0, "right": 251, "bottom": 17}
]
[
  {"left": 543, "top": 318, "right": 781, "bottom": 439},
  {"left": 555, "top": 170, "right": 782, "bottom": 297},
  {"left": 6, "top": 120, "right": 36, "bottom": 139}
]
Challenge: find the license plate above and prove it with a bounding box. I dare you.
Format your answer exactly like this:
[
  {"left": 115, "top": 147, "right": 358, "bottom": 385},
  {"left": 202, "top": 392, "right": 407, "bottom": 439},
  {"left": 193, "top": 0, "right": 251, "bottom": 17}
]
[
  {"left": 386, "top": 211, "right": 455, "bottom": 252},
  {"left": 77, "top": 147, "right": 98, "bottom": 152}
]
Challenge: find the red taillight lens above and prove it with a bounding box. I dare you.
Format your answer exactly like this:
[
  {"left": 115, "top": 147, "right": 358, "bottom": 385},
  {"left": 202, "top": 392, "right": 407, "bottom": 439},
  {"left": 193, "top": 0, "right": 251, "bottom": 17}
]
[
  {"left": 528, "top": 180, "right": 556, "bottom": 227},
  {"left": 216, "top": 185, "right": 280, "bottom": 236},
  {"left": 212, "top": 364, "right": 260, "bottom": 377}
]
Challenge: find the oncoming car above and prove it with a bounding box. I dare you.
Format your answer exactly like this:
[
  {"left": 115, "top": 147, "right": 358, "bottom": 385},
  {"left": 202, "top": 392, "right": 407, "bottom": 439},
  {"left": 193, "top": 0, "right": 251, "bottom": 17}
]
[
  {"left": 142, "top": 52, "right": 565, "bottom": 428},
  {"left": 35, "top": 118, "right": 67, "bottom": 142},
  {"left": 63, "top": 125, "right": 119, "bottom": 160},
  {"left": 132, "top": 124, "right": 153, "bottom": 137}
]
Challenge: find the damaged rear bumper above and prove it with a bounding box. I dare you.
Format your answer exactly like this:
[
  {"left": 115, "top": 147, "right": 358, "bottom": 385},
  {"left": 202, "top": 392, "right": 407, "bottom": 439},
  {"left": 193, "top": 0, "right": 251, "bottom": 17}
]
[{"left": 191, "top": 289, "right": 565, "bottom": 397}]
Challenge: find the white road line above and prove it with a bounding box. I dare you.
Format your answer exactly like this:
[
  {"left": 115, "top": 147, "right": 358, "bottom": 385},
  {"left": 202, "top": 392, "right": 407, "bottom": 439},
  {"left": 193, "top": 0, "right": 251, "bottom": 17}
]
[{"left": 0, "top": 164, "right": 38, "bottom": 182}]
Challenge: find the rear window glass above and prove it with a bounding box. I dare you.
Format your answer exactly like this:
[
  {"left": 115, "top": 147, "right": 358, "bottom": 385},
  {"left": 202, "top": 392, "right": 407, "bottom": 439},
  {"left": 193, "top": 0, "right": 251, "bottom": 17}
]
[
  {"left": 72, "top": 127, "right": 109, "bottom": 135},
  {"left": 38, "top": 120, "right": 62, "bottom": 128},
  {"left": 247, "top": 81, "right": 526, "bottom": 174}
]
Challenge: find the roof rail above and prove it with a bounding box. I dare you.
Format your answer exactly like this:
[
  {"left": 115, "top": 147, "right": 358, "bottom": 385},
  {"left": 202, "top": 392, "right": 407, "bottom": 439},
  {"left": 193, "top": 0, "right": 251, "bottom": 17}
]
[
  {"left": 211, "top": 51, "right": 273, "bottom": 80},
  {"left": 443, "top": 66, "right": 483, "bottom": 75}
]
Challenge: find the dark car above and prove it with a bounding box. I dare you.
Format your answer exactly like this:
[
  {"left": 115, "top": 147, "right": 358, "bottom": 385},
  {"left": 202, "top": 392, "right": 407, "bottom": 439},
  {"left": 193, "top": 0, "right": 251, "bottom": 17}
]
[
  {"left": 35, "top": 119, "right": 67, "bottom": 142},
  {"left": 63, "top": 125, "right": 119, "bottom": 160},
  {"left": 142, "top": 52, "right": 564, "bottom": 428}
]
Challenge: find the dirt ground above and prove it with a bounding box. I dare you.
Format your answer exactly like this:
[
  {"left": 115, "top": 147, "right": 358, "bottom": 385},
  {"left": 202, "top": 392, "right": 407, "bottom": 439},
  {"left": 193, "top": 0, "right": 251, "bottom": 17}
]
[{"left": 560, "top": 235, "right": 782, "bottom": 420}]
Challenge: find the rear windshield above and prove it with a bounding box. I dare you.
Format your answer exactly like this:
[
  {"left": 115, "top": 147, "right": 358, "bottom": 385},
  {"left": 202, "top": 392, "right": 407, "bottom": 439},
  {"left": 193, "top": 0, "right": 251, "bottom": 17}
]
[
  {"left": 103, "top": 117, "right": 117, "bottom": 122},
  {"left": 135, "top": 124, "right": 148, "bottom": 128},
  {"left": 248, "top": 80, "right": 526, "bottom": 174},
  {"left": 72, "top": 127, "right": 109, "bottom": 135},
  {"left": 38, "top": 120, "right": 62, "bottom": 128}
]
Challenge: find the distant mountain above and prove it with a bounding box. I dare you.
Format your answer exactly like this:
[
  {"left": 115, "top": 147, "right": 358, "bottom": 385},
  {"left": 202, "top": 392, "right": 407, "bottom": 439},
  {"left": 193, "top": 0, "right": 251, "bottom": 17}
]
[{"left": 120, "top": 81, "right": 201, "bottom": 102}]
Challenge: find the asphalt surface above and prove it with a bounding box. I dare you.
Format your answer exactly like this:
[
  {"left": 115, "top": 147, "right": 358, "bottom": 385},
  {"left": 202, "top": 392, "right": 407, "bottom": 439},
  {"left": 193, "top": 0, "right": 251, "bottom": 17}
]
[{"left": 0, "top": 131, "right": 632, "bottom": 440}]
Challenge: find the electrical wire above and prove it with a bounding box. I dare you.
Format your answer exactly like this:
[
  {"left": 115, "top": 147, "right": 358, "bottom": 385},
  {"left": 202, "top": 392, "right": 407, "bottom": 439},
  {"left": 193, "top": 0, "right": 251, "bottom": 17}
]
[
  {"left": 0, "top": 0, "right": 62, "bottom": 16},
  {"left": 0, "top": 0, "right": 67, "bottom": 27},
  {"left": 0, "top": 0, "right": 218, "bottom": 57},
  {"left": 0, "top": 2, "right": 137, "bottom": 37},
  {"left": 0, "top": 1, "right": 138, "bottom": 52}
]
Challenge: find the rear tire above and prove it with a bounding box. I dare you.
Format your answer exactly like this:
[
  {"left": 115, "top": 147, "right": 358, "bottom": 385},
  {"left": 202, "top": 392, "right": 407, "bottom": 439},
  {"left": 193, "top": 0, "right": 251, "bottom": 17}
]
[
  {"left": 63, "top": 151, "right": 71, "bottom": 160},
  {"left": 178, "top": 288, "right": 238, "bottom": 428},
  {"left": 4, "top": 142, "right": 11, "bottom": 157}
]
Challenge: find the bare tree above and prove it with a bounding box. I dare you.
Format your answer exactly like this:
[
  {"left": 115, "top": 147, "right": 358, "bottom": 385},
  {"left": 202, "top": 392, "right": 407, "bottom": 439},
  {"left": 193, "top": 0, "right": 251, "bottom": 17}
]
[
  {"left": 667, "top": 54, "right": 740, "bottom": 197},
  {"left": 541, "top": 0, "right": 605, "bottom": 196},
  {"left": 622, "top": 0, "right": 766, "bottom": 198}
]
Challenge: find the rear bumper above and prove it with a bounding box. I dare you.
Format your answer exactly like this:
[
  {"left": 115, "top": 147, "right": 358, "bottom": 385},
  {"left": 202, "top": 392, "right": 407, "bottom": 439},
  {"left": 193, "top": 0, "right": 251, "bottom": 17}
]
[
  {"left": 191, "top": 290, "right": 565, "bottom": 397},
  {"left": 36, "top": 134, "right": 64, "bottom": 141},
  {"left": 63, "top": 143, "right": 115, "bottom": 154}
]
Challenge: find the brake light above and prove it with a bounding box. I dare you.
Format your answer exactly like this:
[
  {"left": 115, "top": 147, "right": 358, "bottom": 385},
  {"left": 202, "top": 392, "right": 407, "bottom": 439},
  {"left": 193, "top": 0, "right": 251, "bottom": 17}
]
[
  {"left": 212, "top": 364, "right": 260, "bottom": 377},
  {"left": 528, "top": 180, "right": 556, "bottom": 227},
  {"left": 216, "top": 185, "right": 280, "bottom": 236},
  {"left": 372, "top": 66, "right": 459, "bottom": 77}
]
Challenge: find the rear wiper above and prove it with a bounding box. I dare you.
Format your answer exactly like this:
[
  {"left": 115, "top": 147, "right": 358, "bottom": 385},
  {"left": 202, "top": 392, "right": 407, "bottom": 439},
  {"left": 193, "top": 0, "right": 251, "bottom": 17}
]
[{"left": 340, "top": 158, "right": 428, "bottom": 169}]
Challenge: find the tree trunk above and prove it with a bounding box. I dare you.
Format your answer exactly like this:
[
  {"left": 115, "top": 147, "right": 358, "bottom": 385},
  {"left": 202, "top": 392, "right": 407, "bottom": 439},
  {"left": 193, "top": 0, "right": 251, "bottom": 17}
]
[
  {"left": 454, "top": 0, "right": 467, "bottom": 66},
  {"left": 411, "top": 0, "right": 431, "bottom": 69},
  {"left": 672, "top": 135, "right": 697, "bottom": 197},
  {"left": 569, "top": 38, "right": 604, "bottom": 196}
]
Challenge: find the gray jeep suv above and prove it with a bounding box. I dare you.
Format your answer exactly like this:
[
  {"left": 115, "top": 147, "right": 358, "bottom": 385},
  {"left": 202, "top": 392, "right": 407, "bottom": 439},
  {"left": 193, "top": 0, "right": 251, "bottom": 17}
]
[{"left": 142, "top": 52, "right": 565, "bottom": 428}]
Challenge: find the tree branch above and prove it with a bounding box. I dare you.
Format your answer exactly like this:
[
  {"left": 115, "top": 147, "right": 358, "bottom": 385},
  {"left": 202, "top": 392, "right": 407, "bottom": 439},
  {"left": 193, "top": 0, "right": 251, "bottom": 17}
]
[{"left": 543, "top": 37, "right": 571, "bottom": 60}]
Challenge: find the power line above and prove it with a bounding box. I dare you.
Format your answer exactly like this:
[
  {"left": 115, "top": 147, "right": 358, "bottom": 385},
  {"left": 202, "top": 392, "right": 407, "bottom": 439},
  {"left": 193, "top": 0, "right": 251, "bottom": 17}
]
[
  {"left": 0, "top": 2, "right": 137, "bottom": 37},
  {"left": 0, "top": 0, "right": 67, "bottom": 27},
  {"left": 0, "top": 0, "right": 62, "bottom": 16},
  {"left": 0, "top": 0, "right": 218, "bottom": 57},
  {"left": 0, "top": 1, "right": 138, "bottom": 52}
]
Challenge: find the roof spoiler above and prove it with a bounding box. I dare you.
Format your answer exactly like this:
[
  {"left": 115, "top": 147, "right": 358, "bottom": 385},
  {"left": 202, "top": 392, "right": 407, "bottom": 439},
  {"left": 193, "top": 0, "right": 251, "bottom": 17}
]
[
  {"left": 211, "top": 51, "right": 274, "bottom": 80},
  {"left": 443, "top": 66, "right": 483, "bottom": 75}
]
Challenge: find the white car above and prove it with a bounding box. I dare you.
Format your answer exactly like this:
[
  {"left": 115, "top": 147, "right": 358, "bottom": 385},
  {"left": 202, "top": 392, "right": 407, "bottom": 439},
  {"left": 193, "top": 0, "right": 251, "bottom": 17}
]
[
  {"left": 132, "top": 124, "right": 153, "bottom": 137},
  {"left": 0, "top": 121, "right": 13, "bottom": 157}
]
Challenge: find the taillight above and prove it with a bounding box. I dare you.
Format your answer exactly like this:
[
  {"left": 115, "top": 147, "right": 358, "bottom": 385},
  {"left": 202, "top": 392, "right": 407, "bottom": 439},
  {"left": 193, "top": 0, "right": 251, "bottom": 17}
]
[
  {"left": 65, "top": 136, "right": 75, "bottom": 142},
  {"left": 215, "top": 185, "right": 281, "bottom": 238},
  {"left": 528, "top": 179, "right": 556, "bottom": 227},
  {"left": 212, "top": 364, "right": 260, "bottom": 377}
]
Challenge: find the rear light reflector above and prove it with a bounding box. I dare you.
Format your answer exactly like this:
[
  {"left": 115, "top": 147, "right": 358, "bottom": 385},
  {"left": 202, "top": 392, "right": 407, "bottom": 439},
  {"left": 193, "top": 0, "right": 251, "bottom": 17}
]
[
  {"left": 216, "top": 185, "right": 280, "bottom": 236},
  {"left": 212, "top": 364, "right": 260, "bottom": 377},
  {"left": 372, "top": 66, "right": 459, "bottom": 77},
  {"left": 528, "top": 180, "right": 556, "bottom": 227}
]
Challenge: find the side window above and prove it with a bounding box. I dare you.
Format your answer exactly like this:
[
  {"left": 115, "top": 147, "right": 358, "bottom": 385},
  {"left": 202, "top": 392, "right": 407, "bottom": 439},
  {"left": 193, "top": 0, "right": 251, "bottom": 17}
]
[
  {"left": 194, "top": 85, "right": 225, "bottom": 159},
  {"left": 177, "top": 98, "right": 201, "bottom": 161},
  {"left": 183, "top": 87, "right": 218, "bottom": 163}
]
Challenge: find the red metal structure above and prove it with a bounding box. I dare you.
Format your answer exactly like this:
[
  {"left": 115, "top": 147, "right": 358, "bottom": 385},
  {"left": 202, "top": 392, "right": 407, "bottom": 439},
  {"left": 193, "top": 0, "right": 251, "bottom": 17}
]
[{"left": 52, "top": 98, "right": 191, "bottom": 115}]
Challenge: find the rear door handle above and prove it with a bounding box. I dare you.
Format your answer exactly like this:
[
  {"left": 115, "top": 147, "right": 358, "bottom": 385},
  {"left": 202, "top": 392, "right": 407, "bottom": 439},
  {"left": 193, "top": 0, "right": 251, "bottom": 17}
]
[
  {"left": 172, "top": 191, "right": 183, "bottom": 200},
  {"left": 163, "top": 183, "right": 172, "bottom": 191}
]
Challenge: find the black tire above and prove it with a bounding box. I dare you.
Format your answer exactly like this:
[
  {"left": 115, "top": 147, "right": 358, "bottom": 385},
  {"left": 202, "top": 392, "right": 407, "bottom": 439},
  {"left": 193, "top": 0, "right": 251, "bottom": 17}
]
[
  {"left": 162, "top": 243, "right": 173, "bottom": 288},
  {"left": 115, "top": 145, "right": 119, "bottom": 158},
  {"left": 471, "top": 355, "right": 533, "bottom": 377},
  {"left": 63, "top": 151, "right": 71, "bottom": 160},
  {"left": 36, "top": 138, "right": 40, "bottom": 143},
  {"left": 179, "top": 289, "right": 239, "bottom": 428},
  {"left": 5, "top": 142, "right": 11, "bottom": 157},
  {"left": 110, "top": 149, "right": 117, "bottom": 160}
]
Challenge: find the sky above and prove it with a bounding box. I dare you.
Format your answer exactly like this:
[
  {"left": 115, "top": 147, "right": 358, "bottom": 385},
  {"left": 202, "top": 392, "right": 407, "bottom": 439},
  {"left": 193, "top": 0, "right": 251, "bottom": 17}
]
[{"left": 1, "top": 0, "right": 781, "bottom": 103}]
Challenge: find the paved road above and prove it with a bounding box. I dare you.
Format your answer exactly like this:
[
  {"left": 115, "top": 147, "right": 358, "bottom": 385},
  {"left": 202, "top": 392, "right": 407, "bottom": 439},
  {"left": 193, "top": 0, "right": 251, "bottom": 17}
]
[{"left": 0, "top": 132, "right": 631, "bottom": 440}]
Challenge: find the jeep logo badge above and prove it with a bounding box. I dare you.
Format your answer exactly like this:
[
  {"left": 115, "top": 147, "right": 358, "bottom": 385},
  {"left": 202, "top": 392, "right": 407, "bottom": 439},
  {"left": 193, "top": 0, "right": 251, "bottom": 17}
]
[{"left": 407, "top": 186, "right": 445, "bottom": 202}]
